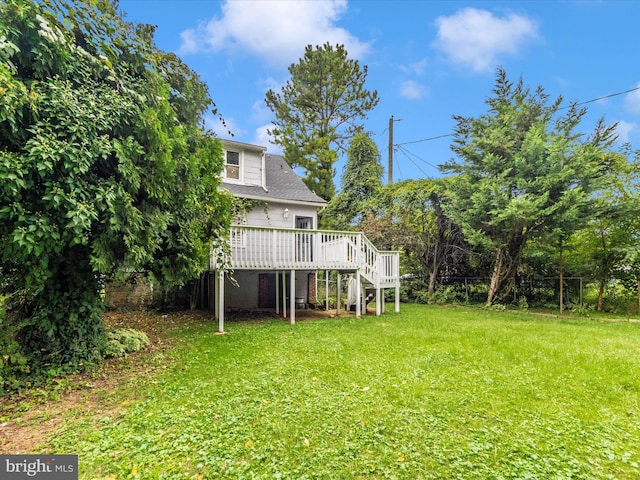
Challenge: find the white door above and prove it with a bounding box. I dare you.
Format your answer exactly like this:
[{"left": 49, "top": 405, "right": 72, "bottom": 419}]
[{"left": 295, "top": 216, "right": 313, "bottom": 261}]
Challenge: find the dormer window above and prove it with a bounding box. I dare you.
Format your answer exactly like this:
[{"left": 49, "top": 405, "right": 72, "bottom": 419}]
[{"left": 225, "top": 150, "right": 241, "bottom": 180}]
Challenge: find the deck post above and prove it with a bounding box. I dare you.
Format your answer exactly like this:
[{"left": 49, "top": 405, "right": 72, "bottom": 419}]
[
  {"left": 376, "top": 286, "right": 381, "bottom": 316},
  {"left": 282, "top": 271, "right": 287, "bottom": 319},
  {"left": 325, "top": 270, "right": 329, "bottom": 312},
  {"left": 213, "top": 270, "right": 219, "bottom": 320},
  {"left": 395, "top": 279, "right": 400, "bottom": 313},
  {"left": 290, "top": 269, "right": 296, "bottom": 325},
  {"left": 336, "top": 274, "right": 341, "bottom": 315},
  {"left": 356, "top": 271, "right": 362, "bottom": 318},
  {"left": 275, "top": 271, "right": 280, "bottom": 314},
  {"left": 218, "top": 270, "right": 225, "bottom": 333}
]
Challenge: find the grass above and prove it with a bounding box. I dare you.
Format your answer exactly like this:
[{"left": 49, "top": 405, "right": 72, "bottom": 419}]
[{"left": 21, "top": 305, "right": 640, "bottom": 478}]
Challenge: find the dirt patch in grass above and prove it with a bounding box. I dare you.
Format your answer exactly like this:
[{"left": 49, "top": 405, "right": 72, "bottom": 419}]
[{"left": 0, "top": 310, "right": 210, "bottom": 454}]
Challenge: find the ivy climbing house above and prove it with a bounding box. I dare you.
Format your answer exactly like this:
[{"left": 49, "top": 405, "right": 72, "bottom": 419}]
[{"left": 211, "top": 139, "right": 401, "bottom": 331}]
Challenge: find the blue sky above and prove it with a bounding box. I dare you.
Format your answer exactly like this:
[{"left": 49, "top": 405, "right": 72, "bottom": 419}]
[{"left": 119, "top": 0, "right": 640, "bottom": 183}]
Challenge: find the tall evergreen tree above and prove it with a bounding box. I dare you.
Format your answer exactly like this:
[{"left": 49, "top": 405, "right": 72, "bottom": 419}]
[
  {"left": 441, "top": 68, "right": 616, "bottom": 305},
  {"left": 321, "top": 132, "right": 383, "bottom": 230},
  {"left": 265, "top": 43, "right": 379, "bottom": 201}
]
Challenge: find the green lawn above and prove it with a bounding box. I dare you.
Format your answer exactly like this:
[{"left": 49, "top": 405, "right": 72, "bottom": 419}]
[{"left": 41, "top": 305, "right": 640, "bottom": 478}]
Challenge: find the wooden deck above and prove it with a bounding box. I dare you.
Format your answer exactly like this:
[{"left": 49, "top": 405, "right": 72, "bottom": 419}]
[
  {"left": 214, "top": 226, "right": 400, "bottom": 287},
  {"left": 210, "top": 226, "right": 401, "bottom": 330}
]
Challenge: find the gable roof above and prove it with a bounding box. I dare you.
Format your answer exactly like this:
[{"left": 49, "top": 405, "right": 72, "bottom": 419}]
[{"left": 221, "top": 153, "right": 327, "bottom": 207}]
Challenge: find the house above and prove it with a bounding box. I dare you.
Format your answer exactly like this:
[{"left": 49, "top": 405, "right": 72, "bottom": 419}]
[{"left": 211, "top": 139, "right": 400, "bottom": 332}]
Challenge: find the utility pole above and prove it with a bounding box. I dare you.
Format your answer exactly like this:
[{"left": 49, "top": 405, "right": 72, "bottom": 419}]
[{"left": 388, "top": 115, "right": 394, "bottom": 185}]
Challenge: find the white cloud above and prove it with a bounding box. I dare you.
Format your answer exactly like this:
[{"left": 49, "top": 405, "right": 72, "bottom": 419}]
[
  {"left": 251, "top": 99, "right": 272, "bottom": 124},
  {"left": 624, "top": 83, "right": 640, "bottom": 115},
  {"left": 179, "top": 0, "right": 370, "bottom": 66},
  {"left": 253, "top": 124, "right": 281, "bottom": 153},
  {"left": 614, "top": 120, "right": 637, "bottom": 144},
  {"left": 399, "top": 80, "right": 429, "bottom": 100},
  {"left": 433, "top": 8, "right": 539, "bottom": 73},
  {"left": 400, "top": 58, "right": 429, "bottom": 76}
]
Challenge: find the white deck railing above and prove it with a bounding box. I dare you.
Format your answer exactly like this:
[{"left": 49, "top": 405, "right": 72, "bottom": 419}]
[{"left": 216, "top": 226, "right": 400, "bottom": 286}]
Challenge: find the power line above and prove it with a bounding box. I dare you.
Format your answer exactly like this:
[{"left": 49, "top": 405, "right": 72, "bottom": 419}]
[
  {"left": 396, "top": 133, "right": 453, "bottom": 147},
  {"left": 394, "top": 84, "right": 640, "bottom": 147},
  {"left": 396, "top": 146, "right": 430, "bottom": 178},
  {"left": 562, "top": 84, "right": 640, "bottom": 109},
  {"left": 396, "top": 145, "right": 441, "bottom": 172},
  {"left": 394, "top": 155, "right": 404, "bottom": 181}
]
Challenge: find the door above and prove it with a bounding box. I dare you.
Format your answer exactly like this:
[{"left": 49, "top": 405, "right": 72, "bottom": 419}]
[
  {"left": 295, "top": 216, "right": 313, "bottom": 262},
  {"left": 258, "top": 273, "right": 291, "bottom": 308}
]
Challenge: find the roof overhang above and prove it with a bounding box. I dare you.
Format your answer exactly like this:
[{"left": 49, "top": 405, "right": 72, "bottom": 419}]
[
  {"left": 230, "top": 192, "right": 327, "bottom": 208},
  {"left": 220, "top": 139, "right": 267, "bottom": 153}
]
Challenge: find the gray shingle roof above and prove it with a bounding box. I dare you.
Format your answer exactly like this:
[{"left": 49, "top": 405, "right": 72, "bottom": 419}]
[{"left": 222, "top": 153, "right": 327, "bottom": 206}]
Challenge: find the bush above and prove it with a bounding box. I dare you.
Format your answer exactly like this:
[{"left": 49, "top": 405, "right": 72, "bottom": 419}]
[
  {"left": 430, "top": 285, "right": 466, "bottom": 305},
  {"left": 0, "top": 293, "right": 31, "bottom": 394},
  {"left": 518, "top": 296, "right": 529, "bottom": 311},
  {"left": 102, "top": 329, "right": 150, "bottom": 358}
]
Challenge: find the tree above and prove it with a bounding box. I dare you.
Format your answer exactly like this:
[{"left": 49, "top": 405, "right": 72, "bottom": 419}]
[
  {"left": 0, "top": 0, "right": 230, "bottom": 383},
  {"left": 321, "top": 132, "right": 383, "bottom": 230},
  {"left": 265, "top": 43, "right": 379, "bottom": 201},
  {"left": 564, "top": 149, "right": 640, "bottom": 311},
  {"left": 441, "top": 68, "right": 616, "bottom": 306},
  {"left": 360, "top": 178, "right": 467, "bottom": 298}
]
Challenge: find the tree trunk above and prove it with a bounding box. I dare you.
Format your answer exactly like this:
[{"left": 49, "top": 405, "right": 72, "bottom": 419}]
[
  {"left": 559, "top": 239, "right": 564, "bottom": 313},
  {"left": 428, "top": 238, "right": 440, "bottom": 295},
  {"left": 487, "top": 232, "right": 527, "bottom": 306},
  {"left": 428, "top": 270, "right": 438, "bottom": 295},
  {"left": 487, "top": 248, "right": 504, "bottom": 306},
  {"left": 189, "top": 277, "right": 200, "bottom": 310},
  {"left": 597, "top": 278, "right": 605, "bottom": 312}
]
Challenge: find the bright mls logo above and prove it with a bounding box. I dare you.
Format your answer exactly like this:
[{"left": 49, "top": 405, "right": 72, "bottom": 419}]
[{"left": 0, "top": 455, "right": 78, "bottom": 479}]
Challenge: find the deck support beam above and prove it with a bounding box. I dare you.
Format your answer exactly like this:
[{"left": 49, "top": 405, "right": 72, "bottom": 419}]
[
  {"left": 290, "top": 269, "right": 296, "bottom": 325},
  {"left": 275, "top": 271, "right": 280, "bottom": 314},
  {"left": 336, "top": 274, "right": 341, "bottom": 315},
  {"left": 282, "top": 271, "right": 287, "bottom": 319},
  {"left": 325, "top": 270, "right": 329, "bottom": 312},
  {"left": 217, "top": 270, "right": 225, "bottom": 333},
  {"left": 356, "top": 272, "right": 362, "bottom": 318}
]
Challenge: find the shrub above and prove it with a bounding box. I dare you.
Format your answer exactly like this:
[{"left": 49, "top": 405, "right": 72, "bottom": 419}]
[
  {"left": 0, "top": 293, "right": 31, "bottom": 394},
  {"left": 102, "top": 329, "right": 150, "bottom": 358},
  {"left": 518, "top": 296, "right": 529, "bottom": 311},
  {"left": 430, "top": 285, "right": 465, "bottom": 305}
]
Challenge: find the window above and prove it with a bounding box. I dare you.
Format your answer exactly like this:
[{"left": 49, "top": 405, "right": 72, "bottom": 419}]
[{"left": 225, "top": 150, "right": 240, "bottom": 180}]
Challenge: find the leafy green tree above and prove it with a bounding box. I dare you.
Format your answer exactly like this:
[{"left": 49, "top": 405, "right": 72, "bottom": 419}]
[
  {"left": 360, "top": 178, "right": 468, "bottom": 296},
  {"left": 321, "top": 132, "right": 383, "bottom": 230},
  {"left": 0, "top": 0, "right": 230, "bottom": 383},
  {"left": 265, "top": 43, "right": 379, "bottom": 201},
  {"left": 564, "top": 150, "right": 640, "bottom": 311},
  {"left": 441, "top": 68, "right": 616, "bottom": 306}
]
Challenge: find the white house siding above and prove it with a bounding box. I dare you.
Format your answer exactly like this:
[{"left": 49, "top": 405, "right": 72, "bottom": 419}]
[
  {"left": 242, "top": 149, "right": 263, "bottom": 186},
  {"left": 244, "top": 201, "right": 319, "bottom": 229}
]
